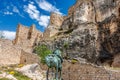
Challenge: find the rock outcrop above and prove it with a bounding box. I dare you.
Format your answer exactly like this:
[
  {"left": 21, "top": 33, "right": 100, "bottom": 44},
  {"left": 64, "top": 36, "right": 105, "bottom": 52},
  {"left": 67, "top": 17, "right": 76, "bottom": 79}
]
[
  {"left": 38, "top": 0, "right": 120, "bottom": 67},
  {"left": 16, "top": 63, "right": 45, "bottom": 80},
  {"left": 42, "top": 13, "right": 64, "bottom": 40}
]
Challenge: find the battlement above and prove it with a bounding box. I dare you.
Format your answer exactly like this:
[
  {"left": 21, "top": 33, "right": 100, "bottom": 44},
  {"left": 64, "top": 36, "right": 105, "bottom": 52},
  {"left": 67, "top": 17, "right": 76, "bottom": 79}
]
[{"left": 13, "top": 24, "right": 42, "bottom": 49}]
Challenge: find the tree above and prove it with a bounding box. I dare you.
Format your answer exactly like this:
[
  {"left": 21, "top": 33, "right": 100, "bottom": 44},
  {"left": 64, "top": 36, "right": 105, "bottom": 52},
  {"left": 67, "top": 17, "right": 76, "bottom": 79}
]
[{"left": 34, "top": 44, "right": 52, "bottom": 64}]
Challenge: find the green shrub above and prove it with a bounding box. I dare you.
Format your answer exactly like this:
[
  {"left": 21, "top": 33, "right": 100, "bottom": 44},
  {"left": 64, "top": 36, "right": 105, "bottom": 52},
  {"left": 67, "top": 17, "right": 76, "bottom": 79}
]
[
  {"left": 63, "top": 42, "right": 69, "bottom": 49},
  {"left": 0, "top": 71, "right": 2, "bottom": 74},
  {"left": 34, "top": 44, "right": 52, "bottom": 64},
  {"left": 63, "top": 42, "right": 69, "bottom": 57},
  {"left": 6, "top": 69, "right": 30, "bottom": 80}
]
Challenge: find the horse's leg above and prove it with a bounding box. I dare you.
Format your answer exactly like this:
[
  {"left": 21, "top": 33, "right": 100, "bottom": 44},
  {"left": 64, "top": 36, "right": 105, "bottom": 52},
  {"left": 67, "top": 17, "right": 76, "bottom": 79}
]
[
  {"left": 60, "top": 65, "right": 62, "bottom": 80},
  {"left": 46, "top": 68, "right": 49, "bottom": 80},
  {"left": 55, "top": 66, "right": 58, "bottom": 80},
  {"left": 51, "top": 68, "right": 54, "bottom": 79},
  {"left": 59, "top": 70, "right": 61, "bottom": 80}
]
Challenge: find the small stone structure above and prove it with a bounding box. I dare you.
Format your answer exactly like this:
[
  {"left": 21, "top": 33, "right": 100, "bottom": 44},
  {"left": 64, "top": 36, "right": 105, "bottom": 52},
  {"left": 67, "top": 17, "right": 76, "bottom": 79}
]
[{"left": 0, "top": 24, "right": 41, "bottom": 65}]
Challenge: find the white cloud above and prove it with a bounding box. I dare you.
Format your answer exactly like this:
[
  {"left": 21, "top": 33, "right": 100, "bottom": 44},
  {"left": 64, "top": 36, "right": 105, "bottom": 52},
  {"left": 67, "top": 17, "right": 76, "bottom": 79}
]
[
  {"left": 4, "top": 11, "right": 13, "bottom": 15},
  {"left": 1, "top": 31, "right": 16, "bottom": 40},
  {"left": 2, "top": 4, "right": 24, "bottom": 17},
  {"left": 36, "top": 0, "right": 63, "bottom": 15},
  {"left": 13, "top": 6, "right": 19, "bottom": 13},
  {"left": 24, "top": 3, "right": 40, "bottom": 20},
  {"left": 12, "top": 6, "right": 25, "bottom": 18},
  {"left": 24, "top": 3, "right": 50, "bottom": 28},
  {"left": 39, "top": 15, "right": 50, "bottom": 27}
]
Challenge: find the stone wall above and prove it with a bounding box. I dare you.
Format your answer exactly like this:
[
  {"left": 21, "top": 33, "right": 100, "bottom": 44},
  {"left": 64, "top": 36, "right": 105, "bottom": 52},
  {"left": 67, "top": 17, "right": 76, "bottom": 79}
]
[
  {"left": 62, "top": 61, "right": 120, "bottom": 80},
  {"left": 0, "top": 24, "right": 42, "bottom": 65},
  {"left": 20, "top": 50, "right": 39, "bottom": 64},
  {"left": 0, "top": 39, "right": 21, "bottom": 65},
  {"left": 13, "top": 24, "right": 29, "bottom": 45},
  {"left": 13, "top": 24, "right": 42, "bottom": 52}
]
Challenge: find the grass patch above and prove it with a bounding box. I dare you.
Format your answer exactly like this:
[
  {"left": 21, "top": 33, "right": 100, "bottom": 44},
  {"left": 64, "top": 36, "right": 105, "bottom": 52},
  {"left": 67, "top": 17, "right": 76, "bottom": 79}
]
[
  {"left": 0, "top": 71, "right": 2, "bottom": 74},
  {"left": 0, "top": 65, "right": 31, "bottom": 80},
  {"left": 13, "top": 71, "right": 31, "bottom": 80},
  {"left": 0, "top": 78, "right": 9, "bottom": 80},
  {"left": 4, "top": 69, "right": 31, "bottom": 80}
]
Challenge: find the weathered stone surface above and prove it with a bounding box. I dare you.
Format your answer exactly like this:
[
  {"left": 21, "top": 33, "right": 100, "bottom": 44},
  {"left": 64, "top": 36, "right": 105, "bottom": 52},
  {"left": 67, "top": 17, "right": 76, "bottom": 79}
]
[
  {"left": 13, "top": 24, "right": 42, "bottom": 52},
  {"left": 38, "top": 0, "right": 120, "bottom": 67},
  {"left": 50, "top": 13, "right": 64, "bottom": 27},
  {"left": 42, "top": 13, "right": 64, "bottom": 39},
  {"left": 0, "top": 39, "right": 21, "bottom": 65},
  {"left": 0, "top": 39, "right": 39, "bottom": 65},
  {"left": 0, "top": 24, "right": 41, "bottom": 65},
  {"left": 68, "top": 0, "right": 120, "bottom": 23},
  {"left": 112, "top": 54, "right": 120, "bottom": 67},
  {"left": 20, "top": 50, "right": 39, "bottom": 64},
  {"left": 0, "top": 73, "right": 17, "bottom": 80},
  {"left": 53, "top": 0, "right": 120, "bottom": 67},
  {"left": 62, "top": 61, "right": 120, "bottom": 80},
  {"left": 16, "top": 63, "right": 45, "bottom": 80}
]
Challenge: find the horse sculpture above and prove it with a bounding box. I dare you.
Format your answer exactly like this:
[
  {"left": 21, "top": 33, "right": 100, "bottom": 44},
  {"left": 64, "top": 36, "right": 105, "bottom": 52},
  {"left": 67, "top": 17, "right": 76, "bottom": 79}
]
[{"left": 45, "top": 48, "right": 63, "bottom": 80}]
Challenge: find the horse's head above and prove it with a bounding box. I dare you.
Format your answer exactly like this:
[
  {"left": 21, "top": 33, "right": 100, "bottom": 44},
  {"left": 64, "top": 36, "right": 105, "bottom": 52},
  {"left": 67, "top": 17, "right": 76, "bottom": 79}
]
[{"left": 53, "top": 49, "right": 62, "bottom": 56}]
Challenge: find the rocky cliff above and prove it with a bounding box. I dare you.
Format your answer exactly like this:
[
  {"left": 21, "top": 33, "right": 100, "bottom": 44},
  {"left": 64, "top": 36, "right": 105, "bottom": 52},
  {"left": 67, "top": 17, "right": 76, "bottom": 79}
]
[
  {"left": 39, "top": 0, "right": 120, "bottom": 67},
  {"left": 42, "top": 13, "right": 64, "bottom": 40}
]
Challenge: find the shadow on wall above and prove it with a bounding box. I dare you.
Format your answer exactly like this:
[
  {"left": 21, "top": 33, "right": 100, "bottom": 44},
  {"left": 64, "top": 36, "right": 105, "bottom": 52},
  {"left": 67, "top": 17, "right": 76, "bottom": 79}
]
[
  {"left": 96, "top": 14, "right": 120, "bottom": 66},
  {"left": 20, "top": 50, "right": 39, "bottom": 64}
]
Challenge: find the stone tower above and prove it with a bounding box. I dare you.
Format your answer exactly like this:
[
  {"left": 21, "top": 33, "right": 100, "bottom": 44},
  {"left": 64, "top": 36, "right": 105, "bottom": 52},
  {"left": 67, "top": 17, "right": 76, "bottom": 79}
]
[
  {"left": 42, "top": 13, "right": 64, "bottom": 40},
  {"left": 13, "top": 24, "right": 42, "bottom": 52}
]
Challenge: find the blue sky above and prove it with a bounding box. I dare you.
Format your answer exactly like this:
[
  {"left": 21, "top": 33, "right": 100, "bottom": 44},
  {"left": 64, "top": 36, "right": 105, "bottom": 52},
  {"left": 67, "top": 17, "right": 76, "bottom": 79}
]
[{"left": 0, "top": 0, "right": 75, "bottom": 40}]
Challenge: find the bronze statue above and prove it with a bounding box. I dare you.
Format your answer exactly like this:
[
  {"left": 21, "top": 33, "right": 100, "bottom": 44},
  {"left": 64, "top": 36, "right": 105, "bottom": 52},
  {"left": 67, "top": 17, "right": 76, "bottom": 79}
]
[{"left": 45, "top": 48, "right": 63, "bottom": 80}]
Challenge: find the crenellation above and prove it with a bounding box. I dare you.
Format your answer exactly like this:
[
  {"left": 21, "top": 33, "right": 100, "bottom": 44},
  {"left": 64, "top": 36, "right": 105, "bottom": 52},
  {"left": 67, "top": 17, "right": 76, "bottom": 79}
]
[
  {"left": 0, "top": 24, "right": 42, "bottom": 65},
  {"left": 13, "top": 24, "right": 42, "bottom": 48}
]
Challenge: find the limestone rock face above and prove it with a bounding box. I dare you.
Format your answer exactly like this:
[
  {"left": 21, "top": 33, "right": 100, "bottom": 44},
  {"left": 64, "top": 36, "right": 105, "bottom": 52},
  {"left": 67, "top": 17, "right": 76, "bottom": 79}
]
[
  {"left": 42, "top": 13, "right": 64, "bottom": 39},
  {"left": 16, "top": 63, "right": 45, "bottom": 80},
  {"left": 41, "top": 0, "right": 120, "bottom": 67},
  {"left": 68, "top": 0, "right": 120, "bottom": 23},
  {"left": 50, "top": 13, "right": 64, "bottom": 27}
]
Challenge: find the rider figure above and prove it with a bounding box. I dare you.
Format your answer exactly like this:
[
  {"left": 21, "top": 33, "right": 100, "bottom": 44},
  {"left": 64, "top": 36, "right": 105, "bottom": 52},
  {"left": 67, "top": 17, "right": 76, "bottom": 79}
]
[{"left": 53, "top": 47, "right": 63, "bottom": 63}]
